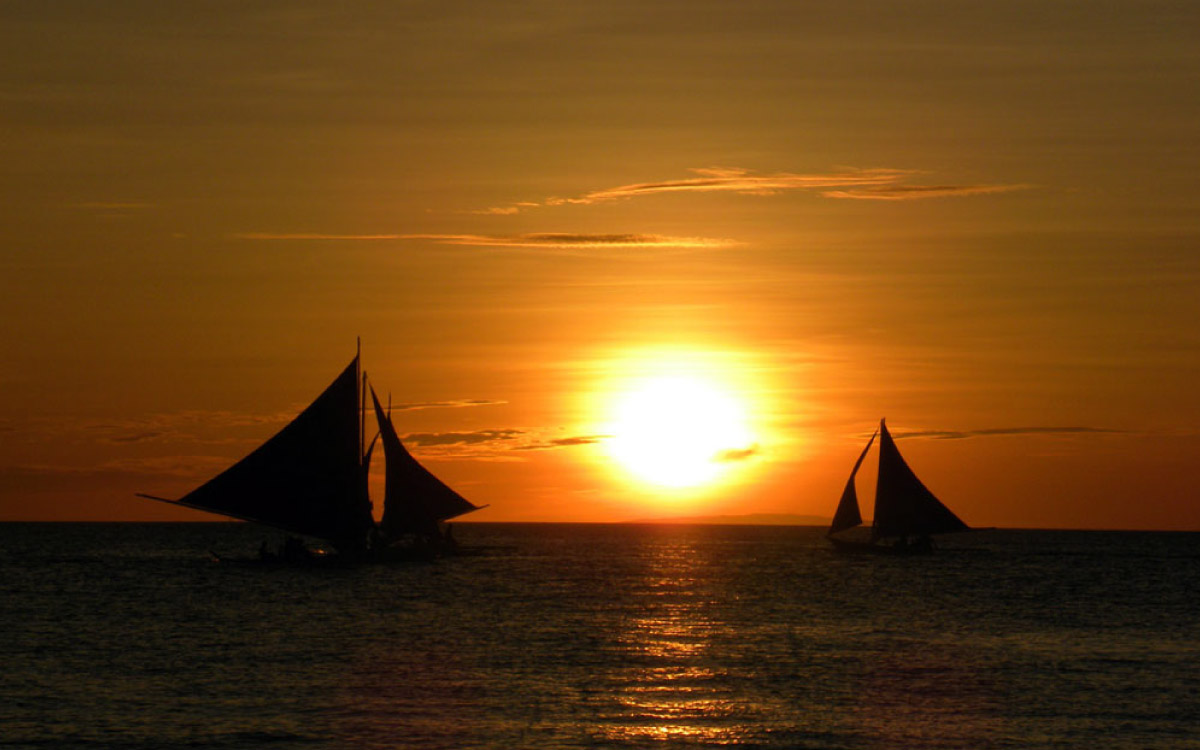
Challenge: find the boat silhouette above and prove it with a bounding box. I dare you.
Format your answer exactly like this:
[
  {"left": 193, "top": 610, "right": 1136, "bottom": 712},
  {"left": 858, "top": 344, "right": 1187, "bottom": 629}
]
[
  {"left": 138, "top": 343, "right": 484, "bottom": 562},
  {"left": 827, "top": 419, "right": 968, "bottom": 554}
]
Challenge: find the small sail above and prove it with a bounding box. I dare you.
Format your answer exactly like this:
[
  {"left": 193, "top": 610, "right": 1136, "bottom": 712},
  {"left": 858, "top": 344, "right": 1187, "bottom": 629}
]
[
  {"left": 371, "top": 386, "right": 480, "bottom": 538},
  {"left": 872, "top": 419, "right": 968, "bottom": 540},
  {"left": 828, "top": 429, "right": 877, "bottom": 536},
  {"left": 361, "top": 431, "right": 379, "bottom": 522},
  {"left": 173, "top": 356, "right": 374, "bottom": 550}
]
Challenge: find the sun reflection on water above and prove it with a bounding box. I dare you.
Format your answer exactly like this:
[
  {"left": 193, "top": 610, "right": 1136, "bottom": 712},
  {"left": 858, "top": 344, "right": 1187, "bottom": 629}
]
[{"left": 588, "top": 536, "right": 759, "bottom": 745}]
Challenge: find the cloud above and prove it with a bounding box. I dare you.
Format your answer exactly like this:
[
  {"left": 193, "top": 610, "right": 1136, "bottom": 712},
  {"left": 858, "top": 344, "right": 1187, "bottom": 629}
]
[
  {"left": 235, "top": 232, "right": 734, "bottom": 249},
  {"left": 474, "top": 167, "right": 1029, "bottom": 213},
  {"left": 236, "top": 233, "right": 407, "bottom": 240},
  {"left": 822, "top": 184, "right": 1032, "bottom": 201},
  {"left": 436, "top": 233, "right": 735, "bottom": 249},
  {"left": 104, "top": 431, "right": 169, "bottom": 444},
  {"left": 893, "top": 426, "right": 1126, "bottom": 440},
  {"left": 714, "top": 444, "right": 762, "bottom": 462},
  {"left": 564, "top": 167, "right": 912, "bottom": 204},
  {"left": 400, "top": 429, "right": 608, "bottom": 452},
  {"left": 401, "top": 429, "right": 525, "bottom": 447},
  {"left": 470, "top": 202, "right": 541, "bottom": 216},
  {"left": 384, "top": 428, "right": 611, "bottom": 459},
  {"left": 388, "top": 399, "right": 506, "bottom": 411},
  {"left": 513, "top": 434, "right": 610, "bottom": 451}
]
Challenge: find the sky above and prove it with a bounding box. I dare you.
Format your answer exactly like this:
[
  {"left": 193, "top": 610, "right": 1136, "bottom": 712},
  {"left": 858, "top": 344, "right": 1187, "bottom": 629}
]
[{"left": 2, "top": 1, "right": 1198, "bottom": 529}]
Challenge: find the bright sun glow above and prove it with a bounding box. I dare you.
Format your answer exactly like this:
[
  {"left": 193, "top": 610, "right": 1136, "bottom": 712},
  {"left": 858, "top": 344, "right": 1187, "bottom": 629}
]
[{"left": 605, "top": 374, "right": 757, "bottom": 488}]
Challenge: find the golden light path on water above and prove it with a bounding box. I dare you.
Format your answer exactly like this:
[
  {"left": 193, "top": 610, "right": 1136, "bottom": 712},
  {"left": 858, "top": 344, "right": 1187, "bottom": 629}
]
[{"left": 590, "top": 536, "right": 764, "bottom": 745}]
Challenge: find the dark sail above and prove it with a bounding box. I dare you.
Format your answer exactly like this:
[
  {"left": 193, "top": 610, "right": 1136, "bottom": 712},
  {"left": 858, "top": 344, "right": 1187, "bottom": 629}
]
[
  {"left": 371, "top": 387, "right": 480, "bottom": 538},
  {"left": 872, "top": 419, "right": 968, "bottom": 540},
  {"left": 828, "top": 428, "right": 877, "bottom": 536},
  {"left": 173, "top": 357, "right": 373, "bottom": 550}
]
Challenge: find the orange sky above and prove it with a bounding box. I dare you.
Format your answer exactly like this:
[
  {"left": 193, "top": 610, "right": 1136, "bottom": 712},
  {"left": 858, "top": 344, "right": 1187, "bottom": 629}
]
[{"left": 2, "top": 2, "right": 1199, "bottom": 529}]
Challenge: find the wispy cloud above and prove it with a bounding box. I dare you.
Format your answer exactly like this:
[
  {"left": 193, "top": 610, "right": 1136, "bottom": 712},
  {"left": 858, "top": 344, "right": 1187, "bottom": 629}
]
[
  {"left": 822, "top": 184, "right": 1032, "bottom": 201},
  {"left": 401, "top": 429, "right": 525, "bottom": 448},
  {"left": 389, "top": 428, "right": 612, "bottom": 460},
  {"left": 471, "top": 202, "right": 541, "bottom": 216},
  {"left": 893, "top": 426, "right": 1126, "bottom": 440},
  {"left": 714, "top": 444, "right": 762, "bottom": 462},
  {"left": 389, "top": 399, "right": 506, "bottom": 411},
  {"left": 477, "top": 167, "right": 1030, "bottom": 213},
  {"left": 103, "top": 431, "right": 169, "bottom": 444},
  {"left": 235, "top": 232, "right": 734, "bottom": 249},
  {"left": 562, "top": 167, "right": 911, "bottom": 204},
  {"left": 430, "top": 233, "right": 735, "bottom": 249},
  {"left": 513, "top": 435, "right": 609, "bottom": 451},
  {"left": 237, "top": 233, "right": 406, "bottom": 241}
]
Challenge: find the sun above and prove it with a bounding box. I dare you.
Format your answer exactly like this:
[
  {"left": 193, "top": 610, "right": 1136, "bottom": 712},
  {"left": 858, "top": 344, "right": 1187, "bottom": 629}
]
[{"left": 605, "top": 374, "right": 757, "bottom": 488}]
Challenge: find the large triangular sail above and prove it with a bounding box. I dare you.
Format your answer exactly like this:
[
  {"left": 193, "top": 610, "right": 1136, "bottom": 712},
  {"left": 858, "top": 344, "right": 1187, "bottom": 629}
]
[
  {"left": 137, "top": 347, "right": 490, "bottom": 560},
  {"left": 871, "top": 419, "right": 968, "bottom": 540},
  {"left": 828, "top": 428, "right": 877, "bottom": 536},
  {"left": 169, "top": 356, "right": 374, "bottom": 549},
  {"left": 370, "top": 386, "right": 481, "bottom": 539}
]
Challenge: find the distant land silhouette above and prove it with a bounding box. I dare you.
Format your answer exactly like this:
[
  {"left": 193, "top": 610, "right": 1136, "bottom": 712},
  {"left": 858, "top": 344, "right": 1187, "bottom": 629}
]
[{"left": 625, "top": 513, "right": 831, "bottom": 526}]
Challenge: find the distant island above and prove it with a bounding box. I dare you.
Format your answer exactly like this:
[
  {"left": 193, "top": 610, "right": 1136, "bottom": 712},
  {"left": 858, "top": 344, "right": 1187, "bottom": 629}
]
[{"left": 624, "top": 513, "right": 831, "bottom": 526}]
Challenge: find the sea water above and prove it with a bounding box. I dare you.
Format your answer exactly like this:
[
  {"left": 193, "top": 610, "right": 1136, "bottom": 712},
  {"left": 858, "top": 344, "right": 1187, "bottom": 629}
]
[{"left": 1, "top": 523, "right": 1197, "bottom": 749}]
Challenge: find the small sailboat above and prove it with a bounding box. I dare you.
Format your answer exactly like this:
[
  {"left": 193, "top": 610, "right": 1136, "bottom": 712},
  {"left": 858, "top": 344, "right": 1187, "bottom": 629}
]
[
  {"left": 138, "top": 345, "right": 485, "bottom": 562},
  {"left": 827, "top": 419, "right": 968, "bottom": 554}
]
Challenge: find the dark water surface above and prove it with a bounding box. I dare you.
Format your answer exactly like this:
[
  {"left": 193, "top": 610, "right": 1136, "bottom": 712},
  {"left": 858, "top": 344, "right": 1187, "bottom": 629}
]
[{"left": 1, "top": 523, "right": 1197, "bottom": 749}]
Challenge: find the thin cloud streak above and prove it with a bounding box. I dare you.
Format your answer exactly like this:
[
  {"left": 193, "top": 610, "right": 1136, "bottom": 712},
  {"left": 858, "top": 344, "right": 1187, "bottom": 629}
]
[
  {"left": 389, "top": 399, "right": 506, "bottom": 411},
  {"left": 402, "top": 429, "right": 524, "bottom": 448},
  {"left": 398, "top": 429, "right": 611, "bottom": 458},
  {"left": 893, "top": 426, "right": 1126, "bottom": 440},
  {"left": 235, "top": 232, "right": 734, "bottom": 249},
  {"left": 714, "top": 444, "right": 761, "bottom": 462},
  {"left": 479, "top": 167, "right": 1029, "bottom": 213},
  {"left": 564, "top": 167, "right": 912, "bottom": 203},
  {"left": 513, "top": 435, "right": 610, "bottom": 451},
  {"left": 823, "top": 184, "right": 1032, "bottom": 200}
]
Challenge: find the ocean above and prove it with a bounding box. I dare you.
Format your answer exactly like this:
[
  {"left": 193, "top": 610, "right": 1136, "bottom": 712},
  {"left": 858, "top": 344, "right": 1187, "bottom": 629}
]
[{"left": 1, "top": 523, "right": 1197, "bottom": 749}]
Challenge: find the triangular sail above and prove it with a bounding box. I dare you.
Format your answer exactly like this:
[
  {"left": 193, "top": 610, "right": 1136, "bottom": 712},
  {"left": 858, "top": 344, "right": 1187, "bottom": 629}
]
[
  {"left": 173, "top": 356, "right": 374, "bottom": 550},
  {"left": 872, "top": 419, "right": 968, "bottom": 540},
  {"left": 371, "top": 386, "right": 480, "bottom": 538},
  {"left": 828, "top": 428, "right": 877, "bottom": 536}
]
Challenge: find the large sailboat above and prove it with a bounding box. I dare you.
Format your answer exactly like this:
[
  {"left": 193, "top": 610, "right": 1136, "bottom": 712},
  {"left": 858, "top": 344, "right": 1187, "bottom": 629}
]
[
  {"left": 138, "top": 345, "right": 484, "bottom": 561},
  {"left": 827, "top": 419, "right": 968, "bottom": 554}
]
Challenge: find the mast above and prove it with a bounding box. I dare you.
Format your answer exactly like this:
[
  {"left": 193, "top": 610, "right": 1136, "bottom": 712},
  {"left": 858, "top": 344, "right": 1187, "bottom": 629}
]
[{"left": 357, "top": 337, "right": 365, "bottom": 466}]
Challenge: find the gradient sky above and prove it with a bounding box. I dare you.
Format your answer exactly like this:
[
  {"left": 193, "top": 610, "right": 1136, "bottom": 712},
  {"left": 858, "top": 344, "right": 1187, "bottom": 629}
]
[{"left": 2, "top": 1, "right": 1198, "bottom": 529}]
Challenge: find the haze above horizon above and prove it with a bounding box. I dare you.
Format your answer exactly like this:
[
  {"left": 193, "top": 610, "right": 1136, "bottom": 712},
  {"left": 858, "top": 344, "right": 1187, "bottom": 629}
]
[{"left": 2, "top": 1, "right": 1199, "bottom": 530}]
